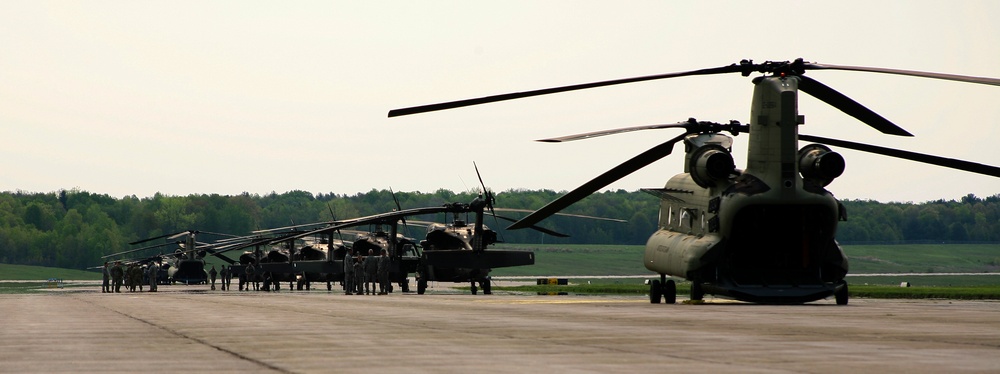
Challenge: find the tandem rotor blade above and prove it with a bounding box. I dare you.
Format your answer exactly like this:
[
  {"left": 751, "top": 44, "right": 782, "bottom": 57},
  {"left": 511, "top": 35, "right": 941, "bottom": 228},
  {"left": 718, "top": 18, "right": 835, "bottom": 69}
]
[
  {"left": 803, "top": 63, "right": 1000, "bottom": 87},
  {"left": 798, "top": 75, "right": 913, "bottom": 137},
  {"left": 388, "top": 65, "right": 743, "bottom": 117},
  {"left": 537, "top": 122, "right": 692, "bottom": 143},
  {"left": 508, "top": 132, "right": 690, "bottom": 230},
  {"left": 799, "top": 134, "right": 1000, "bottom": 178}
]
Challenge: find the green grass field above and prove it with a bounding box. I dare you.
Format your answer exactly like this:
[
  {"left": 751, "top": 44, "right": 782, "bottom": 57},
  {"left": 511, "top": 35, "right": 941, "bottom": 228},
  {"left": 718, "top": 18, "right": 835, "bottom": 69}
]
[
  {"left": 0, "top": 263, "right": 102, "bottom": 281},
  {"left": 491, "top": 282, "right": 1000, "bottom": 300},
  {"left": 3, "top": 243, "right": 999, "bottom": 297},
  {"left": 491, "top": 243, "right": 1000, "bottom": 276}
]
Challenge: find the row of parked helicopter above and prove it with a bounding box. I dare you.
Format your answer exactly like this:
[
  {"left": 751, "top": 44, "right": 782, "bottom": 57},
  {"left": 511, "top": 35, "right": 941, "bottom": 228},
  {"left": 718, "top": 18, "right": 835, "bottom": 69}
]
[
  {"left": 105, "top": 58, "right": 1000, "bottom": 304},
  {"left": 102, "top": 173, "right": 625, "bottom": 295}
]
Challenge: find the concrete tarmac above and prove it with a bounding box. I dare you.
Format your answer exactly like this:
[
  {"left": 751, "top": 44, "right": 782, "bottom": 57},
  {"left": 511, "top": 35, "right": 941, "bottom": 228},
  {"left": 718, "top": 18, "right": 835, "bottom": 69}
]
[{"left": 2, "top": 283, "right": 999, "bottom": 373}]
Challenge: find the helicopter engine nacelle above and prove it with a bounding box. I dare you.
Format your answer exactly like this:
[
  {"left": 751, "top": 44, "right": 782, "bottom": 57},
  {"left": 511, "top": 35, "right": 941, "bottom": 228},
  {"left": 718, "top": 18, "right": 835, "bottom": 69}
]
[
  {"left": 689, "top": 145, "right": 736, "bottom": 188},
  {"left": 798, "top": 144, "right": 845, "bottom": 187}
]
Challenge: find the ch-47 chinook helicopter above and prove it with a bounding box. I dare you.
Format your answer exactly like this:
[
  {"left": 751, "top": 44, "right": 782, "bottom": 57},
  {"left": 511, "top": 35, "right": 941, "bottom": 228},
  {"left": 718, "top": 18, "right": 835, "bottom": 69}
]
[{"left": 388, "top": 58, "right": 1000, "bottom": 305}]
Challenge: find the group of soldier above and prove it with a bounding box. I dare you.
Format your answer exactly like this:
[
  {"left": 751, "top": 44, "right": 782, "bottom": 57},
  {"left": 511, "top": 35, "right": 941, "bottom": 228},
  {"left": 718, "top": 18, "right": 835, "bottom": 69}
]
[
  {"left": 101, "top": 250, "right": 395, "bottom": 295},
  {"left": 101, "top": 261, "right": 159, "bottom": 293},
  {"left": 343, "top": 248, "right": 391, "bottom": 295},
  {"left": 208, "top": 265, "right": 233, "bottom": 291}
]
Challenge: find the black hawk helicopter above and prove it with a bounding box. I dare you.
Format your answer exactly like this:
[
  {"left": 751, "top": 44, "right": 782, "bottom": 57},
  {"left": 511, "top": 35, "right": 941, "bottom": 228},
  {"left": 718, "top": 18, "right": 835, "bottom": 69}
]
[
  {"left": 388, "top": 58, "right": 1000, "bottom": 304},
  {"left": 106, "top": 230, "right": 245, "bottom": 285},
  {"left": 286, "top": 193, "right": 530, "bottom": 295},
  {"left": 286, "top": 171, "right": 617, "bottom": 294}
]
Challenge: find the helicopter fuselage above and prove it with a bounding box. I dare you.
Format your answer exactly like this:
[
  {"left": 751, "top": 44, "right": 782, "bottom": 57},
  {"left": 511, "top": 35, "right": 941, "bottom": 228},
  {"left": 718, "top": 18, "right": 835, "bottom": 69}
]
[{"left": 644, "top": 75, "right": 848, "bottom": 303}]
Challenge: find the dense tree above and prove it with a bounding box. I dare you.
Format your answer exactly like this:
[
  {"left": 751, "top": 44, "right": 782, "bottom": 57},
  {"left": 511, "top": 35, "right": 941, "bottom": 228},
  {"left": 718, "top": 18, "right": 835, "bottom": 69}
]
[{"left": 0, "top": 189, "right": 997, "bottom": 269}]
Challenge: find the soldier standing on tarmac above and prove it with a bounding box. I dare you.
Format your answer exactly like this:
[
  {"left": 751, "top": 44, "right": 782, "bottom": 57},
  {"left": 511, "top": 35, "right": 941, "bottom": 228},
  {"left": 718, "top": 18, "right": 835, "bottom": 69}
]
[
  {"left": 343, "top": 249, "right": 355, "bottom": 295},
  {"left": 219, "top": 265, "right": 229, "bottom": 291},
  {"left": 246, "top": 263, "right": 258, "bottom": 291},
  {"left": 147, "top": 262, "right": 158, "bottom": 292},
  {"left": 125, "top": 264, "right": 135, "bottom": 292},
  {"left": 137, "top": 265, "right": 145, "bottom": 292},
  {"left": 111, "top": 261, "right": 124, "bottom": 293},
  {"left": 377, "top": 249, "right": 390, "bottom": 295},
  {"left": 353, "top": 254, "right": 363, "bottom": 295},
  {"left": 209, "top": 265, "right": 218, "bottom": 290},
  {"left": 364, "top": 249, "right": 377, "bottom": 295},
  {"left": 102, "top": 262, "right": 110, "bottom": 293}
]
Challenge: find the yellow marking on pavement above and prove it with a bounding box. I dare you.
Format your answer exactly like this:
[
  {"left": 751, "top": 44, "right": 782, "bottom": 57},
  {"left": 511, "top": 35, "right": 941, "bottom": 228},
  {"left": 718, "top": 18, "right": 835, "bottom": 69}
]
[{"left": 476, "top": 298, "right": 642, "bottom": 305}]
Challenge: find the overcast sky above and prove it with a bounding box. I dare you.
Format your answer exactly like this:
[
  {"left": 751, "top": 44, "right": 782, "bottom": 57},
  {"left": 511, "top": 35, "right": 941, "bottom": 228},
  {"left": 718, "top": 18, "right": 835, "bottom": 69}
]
[{"left": 2, "top": 1, "right": 998, "bottom": 204}]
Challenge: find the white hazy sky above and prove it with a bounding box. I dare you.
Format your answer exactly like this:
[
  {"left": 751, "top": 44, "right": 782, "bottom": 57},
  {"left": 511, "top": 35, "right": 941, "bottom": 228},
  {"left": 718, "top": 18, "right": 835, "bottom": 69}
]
[{"left": 2, "top": 1, "right": 999, "bottom": 203}]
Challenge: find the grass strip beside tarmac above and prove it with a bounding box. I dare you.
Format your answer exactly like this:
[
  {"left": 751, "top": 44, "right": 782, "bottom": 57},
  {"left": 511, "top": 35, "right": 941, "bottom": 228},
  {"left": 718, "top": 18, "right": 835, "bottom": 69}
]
[{"left": 491, "top": 282, "right": 1000, "bottom": 300}]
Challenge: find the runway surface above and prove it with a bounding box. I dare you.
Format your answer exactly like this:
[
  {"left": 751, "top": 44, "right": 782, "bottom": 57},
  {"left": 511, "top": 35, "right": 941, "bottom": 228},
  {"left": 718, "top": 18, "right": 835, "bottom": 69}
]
[{"left": 2, "top": 283, "right": 999, "bottom": 373}]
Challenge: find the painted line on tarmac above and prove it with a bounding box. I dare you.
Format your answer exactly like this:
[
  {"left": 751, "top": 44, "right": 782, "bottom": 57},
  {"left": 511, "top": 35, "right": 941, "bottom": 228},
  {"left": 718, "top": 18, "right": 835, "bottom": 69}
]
[{"left": 475, "top": 298, "right": 642, "bottom": 305}]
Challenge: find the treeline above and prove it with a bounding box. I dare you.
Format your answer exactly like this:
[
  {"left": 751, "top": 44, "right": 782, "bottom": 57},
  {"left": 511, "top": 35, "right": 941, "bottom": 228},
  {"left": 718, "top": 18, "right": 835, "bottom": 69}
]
[
  {"left": 838, "top": 194, "right": 1000, "bottom": 243},
  {"left": 0, "top": 189, "right": 997, "bottom": 270}
]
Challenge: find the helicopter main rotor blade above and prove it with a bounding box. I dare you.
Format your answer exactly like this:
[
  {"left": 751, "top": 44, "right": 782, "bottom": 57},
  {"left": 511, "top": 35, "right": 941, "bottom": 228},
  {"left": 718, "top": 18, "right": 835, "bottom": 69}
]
[
  {"left": 473, "top": 162, "right": 496, "bottom": 214},
  {"left": 202, "top": 246, "right": 238, "bottom": 265},
  {"left": 101, "top": 241, "right": 178, "bottom": 259},
  {"left": 803, "top": 63, "right": 1000, "bottom": 86},
  {"left": 389, "top": 187, "right": 410, "bottom": 231},
  {"left": 538, "top": 122, "right": 692, "bottom": 143},
  {"left": 388, "top": 65, "right": 743, "bottom": 117},
  {"left": 508, "top": 132, "right": 689, "bottom": 230},
  {"left": 493, "top": 208, "right": 627, "bottom": 223},
  {"left": 491, "top": 215, "right": 569, "bottom": 238},
  {"left": 799, "top": 134, "right": 1000, "bottom": 178},
  {"left": 129, "top": 231, "right": 188, "bottom": 245},
  {"left": 798, "top": 76, "right": 913, "bottom": 137}
]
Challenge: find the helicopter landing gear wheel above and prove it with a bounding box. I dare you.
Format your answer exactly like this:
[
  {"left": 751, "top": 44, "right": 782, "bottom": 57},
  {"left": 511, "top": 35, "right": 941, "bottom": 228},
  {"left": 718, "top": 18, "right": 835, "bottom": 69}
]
[
  {"left": 690, "top": 282, "right": 704, "bottom": 301},
  {"left": 417, "top": 279, "right": 427, "bottom": 295},
  {"left": 664, "top": 280, "right": 677, "bottom": 304},
  {"left": 836, "top": 283, "right": 849, "bottom": 305},
  {"left": 649, "top": 280, "right": 662, "bottom": 304}
]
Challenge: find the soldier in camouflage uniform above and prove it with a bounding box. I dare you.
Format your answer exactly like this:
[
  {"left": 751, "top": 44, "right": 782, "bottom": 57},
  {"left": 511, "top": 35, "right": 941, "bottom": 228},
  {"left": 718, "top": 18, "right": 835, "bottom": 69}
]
[
  {"left": 363, "top": 249, "right": 378, "bottom": 295},
  {"left": 353, "top": 254, "right": 363, "bottom": 295},
  {"left": 343, "top": 249, "right": 355, "bottom": 295},
  {"left": 377, "top": 249, "right": 391, "bottom": 295},
  {"left": 147, "top": 262, "right": 158, "bottom": 292},
  {"left": 102, "top": 262, "right": 110, "bottom": 293},
  {"left": 111, "top": 261, "right": 124, "bottom": 293}
]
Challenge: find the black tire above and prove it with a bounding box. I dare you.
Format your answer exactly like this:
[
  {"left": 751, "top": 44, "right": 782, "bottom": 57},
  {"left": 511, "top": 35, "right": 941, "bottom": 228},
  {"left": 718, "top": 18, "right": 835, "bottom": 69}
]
[
  {"left": 471, "top": 284, "right": 478, "bottom": 295},
  {"left": 690, "top": 282, "right": 704, "bottom": 301},
  {"left": 664, "top": 280, "right": 677, "bottom": 304},
  {"left": 417, "top": 279, "right": 427, "bottom": 295},
  {"left": 836, "top": 283, "right": 849, "bottom": 305},
  {"left": 649, "top": 280, "right": 662, "bottom": 304}
]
